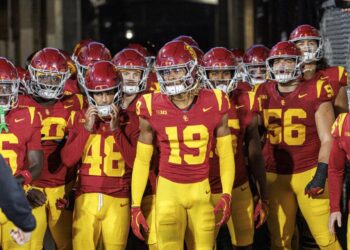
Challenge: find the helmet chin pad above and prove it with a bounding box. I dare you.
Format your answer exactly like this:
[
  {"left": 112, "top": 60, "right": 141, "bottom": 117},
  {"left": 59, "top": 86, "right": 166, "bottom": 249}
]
[{"left": 96, "top": 105, "right": 111, "bottom": 117}]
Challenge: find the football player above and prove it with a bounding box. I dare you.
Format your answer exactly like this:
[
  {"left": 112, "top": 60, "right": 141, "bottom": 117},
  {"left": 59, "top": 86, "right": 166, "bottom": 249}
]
[
  {"left": 289, "top": 24, "right": 348, "bottom": 115},
  {"left": 131, "top": 40, "right": 235, "bottom": 250},
  {"left": 0, "top": 57, "right": 43, "bottom": 250},
  {"left": 61, "top": 61, "right": 133, "bottom": 250},
  {"left": 21, "top": 47, "right": 80, "bottom": 250},
  {"left": 113, "top": 48, "right": 158, "bottom": 249},
  {"left": 242, "top": 45, "right": 270, "bottom": 88},
  {"left": 254, "top": 41, "right": 341, "bottom": 249},
  {"left": 203, "top": 47, "right": 268, "bottom": 249}
]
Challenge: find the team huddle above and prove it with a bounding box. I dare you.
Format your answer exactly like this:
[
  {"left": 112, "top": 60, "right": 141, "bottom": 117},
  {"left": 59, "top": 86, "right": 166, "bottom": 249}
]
[{"left": 0, "top": 23, "right": 348, "bottom": 250}]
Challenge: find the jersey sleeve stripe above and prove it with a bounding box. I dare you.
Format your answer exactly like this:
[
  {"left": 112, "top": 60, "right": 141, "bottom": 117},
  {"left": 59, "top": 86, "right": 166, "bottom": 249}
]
[
  {"left": 337, "top": 113, "right": 347, "bottom": 137},
  {"left": 338, "top": 66, "right": 345, "bottom": 82},
  {"left": 316, "top": 79, "right": 325, "bottom": 99},
  {"left": 76, "top": 94, "right": 84, "bottom": 110},
  {"left": 143, "top": 93, "right": 152, "bottom": 116},
  {"left": 28, "top": 107, "right": 35, "bottom": 125},
  {"left": 213, "top": 89, "right": 223, "bottom": 111}
]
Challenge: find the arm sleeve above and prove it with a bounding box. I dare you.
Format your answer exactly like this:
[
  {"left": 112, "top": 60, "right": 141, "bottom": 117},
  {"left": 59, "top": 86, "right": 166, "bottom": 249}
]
[
  {"left": 328, "top": 138, "right": 346, "bottom": 212},
  {"left": 61, "top": 118, "right": 90, "bottom": 167},
  {"left": 115, "top": 128, "right": 138, "bottom": 168},
  {"left": 131, "top": 141, "right": 153, "bottom": 207},
  {"left": 0, "top": 155, "right": 36, "bottom": 232},
  {"left": 216, "top": 134, "right": 235, "bottom": 194}
]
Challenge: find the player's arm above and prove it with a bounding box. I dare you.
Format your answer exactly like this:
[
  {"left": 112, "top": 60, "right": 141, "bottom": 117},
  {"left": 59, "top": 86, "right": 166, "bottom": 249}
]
[
  {"left": 334, "top": 86, "right": 349, "bottom": 115},
  {"left": 316, "top": 101, "right": 335, "bottom": 164},
  {"left": 216, "top": 113, "right": 235, "bottom": 194},
  {"left": 245, "top": 115, "right": 267, "bottom": 200},
  {"left": 305, "top": 101, "right": 335, "bottom": 197},
  {"left": 328, "top": 138, "right": 346, "bottom": 213},
  {"left": 115, "top": 129, "right": 138, "bottom": 168},
  {"left": 16, "top": 150, "right": 43, "bottom": 185},
  {"left": 61, "top": 127, "right": 90, "bottom": 167},
  {"left": 131, "top": 117, "right": 154, "bottom": 206},
  {"left": 130, "top": 117, "right": 153, "bottom": 240},
  {"left": 328, "top": 138, "right": 346, "bottom": 234},
  {"left": 245, "top": 114, "right": 269, "bottom": 228},
  {"left": 214, "top": 113, "right": 235, "bottom": 227}
]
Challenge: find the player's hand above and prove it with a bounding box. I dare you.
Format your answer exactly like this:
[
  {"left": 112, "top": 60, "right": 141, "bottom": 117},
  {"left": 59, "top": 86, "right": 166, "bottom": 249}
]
[
  {"left": 131, "top": 206, "right": 149, "bottom": 241},
  {"left": 56, "top": 190, "right": 75, "bottom": 210},
  {"left": 84, "top": 106, "right": 97, "bottom": 132},
  {"left": 56, "top": 198, "right": 69, "bottom": 210},
  {"left": 214, "top": 193, "right": 232, "bottom": 227},
  {"left": 26, "top": 188, "right": 46, "bottom": 208},
  {"left": 10, "top": 228, "right": 31, "bottom": 245},
  {"left": 254, "top": 199, "right": 269, "bottom": 228},
  {"left": 109, "top": 104, "right": 120, "bottom": 132},
  {"left": 304, "top": 163, "right": 328, "bottom": 198},
  {"left": 329, "top": 211, "right": 342, "bottom": 235}
]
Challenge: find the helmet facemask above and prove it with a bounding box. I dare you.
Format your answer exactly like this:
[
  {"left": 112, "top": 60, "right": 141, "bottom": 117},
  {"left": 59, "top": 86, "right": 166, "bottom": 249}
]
[
  {"left": 243, "top": 63, "right": 267, "bottom": 85},
  {"left": 156, "top": 60, "right": 198, "bottom": 96},
  {"left": 76, "top": 61, "right": 89, "bottom": 87},
  {"left": 204, "top": 67, "right": 237, "bottom": 93},
  {"left": 28, "top": 65, "right": 70, "bottom": 99},
  {"left": 267, "top": 56, "right": 302, "bottom": 84},
  {"left": 118, "top": 67, "right": 149, "bottom": 95},
  {"left": 0, "top": 81, "right": 19, "bottom": 111},
  {"left": 293, "top": 37, "right": 323, "bottom": 63}
]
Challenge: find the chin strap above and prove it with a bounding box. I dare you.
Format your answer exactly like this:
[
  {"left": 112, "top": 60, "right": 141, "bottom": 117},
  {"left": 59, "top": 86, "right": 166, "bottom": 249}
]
[{"left": 0, "top": 107, "right": 9, "bottom": 133}]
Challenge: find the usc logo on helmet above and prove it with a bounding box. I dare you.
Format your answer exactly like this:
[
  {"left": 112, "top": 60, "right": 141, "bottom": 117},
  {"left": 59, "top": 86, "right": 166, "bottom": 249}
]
[{"left": 184, "top": 44, "right": 197, "bottom": 61}]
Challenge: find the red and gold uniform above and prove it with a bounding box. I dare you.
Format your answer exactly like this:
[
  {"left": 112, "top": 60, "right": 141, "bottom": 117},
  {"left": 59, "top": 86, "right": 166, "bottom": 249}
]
[
  {"left": 63, "top": 78, "right": 81, "bottom": 96},
  {"left": 237, "top": 81, "right": 253, "bottom": 92},
  {"left": 19, "top": 95, "right": 80, "bottom": 250},
  {"left": 254, "top": 78, "right": 337, "bottom": 249},
  {"left": 209, "top": 86, "right": 255, "bottom": 246},
  {"left": 0, "top": 107, "right": 41, "bottom": 250},
  {"left": 121, "top": 96, "right": 158, "bottom": 247},
  {"left": 329, "top": 113, "right": 350, "bottom": 244},
  {"left": 146, "top": 71, "right": 160, "bottom": 93},
  {"left": 61, "top": 109, "right": 136, "bottom": 250},
  {"left": 136, "top": 89, "right": 229, "bottom": 249},
  {"left": 319, "top": 66, "right": 348, "bottom": 98}
]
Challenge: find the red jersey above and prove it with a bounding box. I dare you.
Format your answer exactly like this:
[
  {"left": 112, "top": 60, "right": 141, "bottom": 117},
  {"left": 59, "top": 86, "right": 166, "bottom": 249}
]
[
  {"left": 61, "top": 110, "right": 133, "bottom": 198},
  {"left": 63, "top": 79, "right": 81, "bottom": 96},
  {"left": 0, "top": 107, "right": 41, "bottom": 174},
  {"left": 146, "top": 71, "right": 160, "bottom": 93},
  {"left": 121, "top": 95, "right": 158, "bottom": 195},
  {"left": 209, "top": 89, "right": 254, "bottom": 193},
  {"left": 237, "top": 81, "right": 253, "bottom": 92},
  {"left": 329, "top": 113, "right": 350, "bottom": 212},
  {"left": 19, "top": 95, "right": 78, "bottom": 187},
  {"left": 254, "top": 78, "right": 333, "bottom": 174},
  {"left": 136, "top": 89, "right": 229, "bottom": 183},
  {"left": 319, "top": 66, "right": 348, "bottom": 98}
]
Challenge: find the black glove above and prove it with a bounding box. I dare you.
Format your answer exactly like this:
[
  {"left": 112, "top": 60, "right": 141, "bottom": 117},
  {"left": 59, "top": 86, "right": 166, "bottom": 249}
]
[{"left": 304, "top": 162, "right": 328, "bottom": 198}]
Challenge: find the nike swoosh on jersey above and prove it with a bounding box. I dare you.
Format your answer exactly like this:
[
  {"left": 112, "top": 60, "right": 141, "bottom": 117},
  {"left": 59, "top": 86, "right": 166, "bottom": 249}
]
[
  {"left": 120, "top": 203, "right": 129, "bottom": 207},
  {"left": 14, "top": 118, "right": 25, "bottom": 123},
  {"left": 64, "top": 105, "right": 73, "bottom": 109},
  {"left": 202, "top": 107, "right": 213, "bottom": 112},
  {"left": 298, "top": 93, "right": 308, "bottom": 98},
  {"left": 235, "top": 105, "right": 245, "bottom": 109}
]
